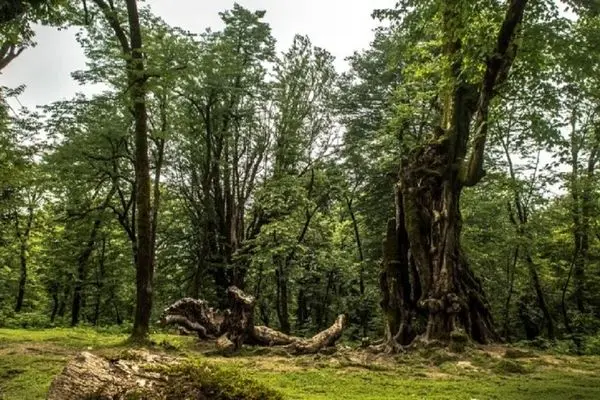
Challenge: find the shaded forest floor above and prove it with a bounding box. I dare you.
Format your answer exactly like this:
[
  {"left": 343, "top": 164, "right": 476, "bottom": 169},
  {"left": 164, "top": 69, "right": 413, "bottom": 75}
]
[{"left": 0, "top": 328, "right": 599, "bottom": 399}]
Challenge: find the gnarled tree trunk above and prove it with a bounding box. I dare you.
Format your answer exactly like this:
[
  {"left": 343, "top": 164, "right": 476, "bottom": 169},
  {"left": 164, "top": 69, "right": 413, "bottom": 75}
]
[
  {"left": 160, "top": 286, "right": 347, "bottom": 354},
  {"left": 379, "top": 0, "right": 528, "bottom": 350}
]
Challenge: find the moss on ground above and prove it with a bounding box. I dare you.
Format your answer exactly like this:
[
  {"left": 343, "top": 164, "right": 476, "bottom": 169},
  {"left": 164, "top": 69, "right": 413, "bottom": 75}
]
[{"left": 1, "top": 328, "right": 600, "bottom": 399}]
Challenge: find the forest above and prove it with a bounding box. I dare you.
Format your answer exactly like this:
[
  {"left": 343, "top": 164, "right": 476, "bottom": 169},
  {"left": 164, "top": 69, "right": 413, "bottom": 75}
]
[{"left": 1, "top": 0, "right": 600, "bottom": 399}]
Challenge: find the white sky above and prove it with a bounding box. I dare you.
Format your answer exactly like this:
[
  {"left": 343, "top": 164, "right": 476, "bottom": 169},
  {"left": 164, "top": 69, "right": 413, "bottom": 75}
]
[{"left": 0, "top": 0, "right": 394, "bottom": 110}]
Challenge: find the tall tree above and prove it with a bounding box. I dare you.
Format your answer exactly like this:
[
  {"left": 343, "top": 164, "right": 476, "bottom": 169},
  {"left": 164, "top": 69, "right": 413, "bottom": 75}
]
[
  {"left": 89, "top": 0, "right": 152, "bottom": 340},
  {"left": 379, "top": 0, "right": 529, "bottom": 349}
]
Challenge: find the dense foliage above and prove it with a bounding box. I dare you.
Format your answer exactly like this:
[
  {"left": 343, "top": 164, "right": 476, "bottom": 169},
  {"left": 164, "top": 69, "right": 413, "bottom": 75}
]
[{"left": 1, "top": 0, "right": 600, "bottom": 353}]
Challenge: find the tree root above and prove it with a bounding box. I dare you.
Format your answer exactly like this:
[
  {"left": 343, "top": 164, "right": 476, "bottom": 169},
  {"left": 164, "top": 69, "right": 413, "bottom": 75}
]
[{"left": 160, "top": 286, "right": 347, "bottom": 354}]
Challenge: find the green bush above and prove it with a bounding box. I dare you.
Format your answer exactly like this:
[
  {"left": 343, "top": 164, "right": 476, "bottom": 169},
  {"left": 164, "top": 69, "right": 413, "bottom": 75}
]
[
  {"left": 583, "top": 334, "right": 600, "bottom": 355},
  {"left": 1, "top": 311, "right": 53, "bottom": 329}
]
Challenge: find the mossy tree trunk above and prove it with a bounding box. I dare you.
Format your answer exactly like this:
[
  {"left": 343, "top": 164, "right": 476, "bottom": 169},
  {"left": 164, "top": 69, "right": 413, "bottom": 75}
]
[{"left": 380, "top": 0, "right": 529, "bottom": 349}]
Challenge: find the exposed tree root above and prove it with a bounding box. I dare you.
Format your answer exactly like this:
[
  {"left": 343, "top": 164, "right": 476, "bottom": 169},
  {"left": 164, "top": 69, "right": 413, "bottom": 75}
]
[{"left": 160, "top": 286, "right": 347, "bottom": 354}]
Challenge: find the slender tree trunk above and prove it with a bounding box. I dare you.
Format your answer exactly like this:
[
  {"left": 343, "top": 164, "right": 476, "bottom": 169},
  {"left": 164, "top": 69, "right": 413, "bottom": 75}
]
[
  {"left": 125, "top": 0, "right": 153, "bottom": 341},
  {"left": 15, "top": 241, "right": 27, "bottom": 312},
  {"left": 50, "top": 289, "right": 59, "bottom": 323},
  {"left": 571, "top": 136, "right": 597, "bottom": 314},
  {"left": 14, "top": 206, "right": 33, "bottom": 313},
  {"left": 275, "top": 262, "right": 290, "bottom": 334},
  {"left": 347, "top": 197, "right": 368, "bottom": 337},
  {"left": 72, "top": 222, "right": 102, "bottom": 325},
  {"left": 72, "top": 187, "right": 115, "bottom": 326},
  {"left": 113, "top": 296, "right": 123, "bottom": 325},
  {"left": 58, "top": 284, "right": 70, "bottom": 318},
  {"left": 502, "top": 246, "right": 518, "bottom": 341},
  {"left": 525, "top": 254, "right": 555, "bottom": 339},
  {"left": 93, "top": 238, "right": 107, "bottom": 325},
  {"left": 296, "top": 288, "right": 308, "bottom": 330},
  {"left": 92, "top": 0, "right": 153, "bottom": 341}
]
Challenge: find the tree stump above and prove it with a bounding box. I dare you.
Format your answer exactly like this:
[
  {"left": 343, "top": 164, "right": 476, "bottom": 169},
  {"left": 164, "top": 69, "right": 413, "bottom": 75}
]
[
  {"left": 47, "top": 349, "right": 283, "bottom": 399},
  {"left": 47, "top": 350, "right": 175, "bottom": 400}
]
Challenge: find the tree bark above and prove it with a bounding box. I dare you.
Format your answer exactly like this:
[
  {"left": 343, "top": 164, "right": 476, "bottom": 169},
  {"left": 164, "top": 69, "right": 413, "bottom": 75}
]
[
  {"left": 91, "top": 0, "right": 154, "bottom": 341},
  {"left": 126, "top": 0, "right": 153, "bottom": 342},
  {"left": 47, "top": 351, "right": 177, "bottom": 400},
  {"left": 380, "top": 0, "right": 528, "bottom": 349},
  {"left": 160, "top": 286, "right": 347, "bottom": 354}
]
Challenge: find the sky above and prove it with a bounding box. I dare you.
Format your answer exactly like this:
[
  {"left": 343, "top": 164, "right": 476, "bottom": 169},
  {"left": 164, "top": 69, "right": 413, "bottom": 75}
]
[{"left": 0, "top": 0, "right": 395, "bottom": 110}]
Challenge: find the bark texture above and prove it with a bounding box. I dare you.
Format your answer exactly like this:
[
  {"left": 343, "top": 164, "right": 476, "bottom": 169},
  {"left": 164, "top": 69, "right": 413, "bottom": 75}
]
[
  {"left": 380, "top": 0, "right": 528, "bottom": 350},
  {"left": 91, "top": 0, "right": 155, "bottom": 341},
  {"left": 47, "top": 351, "right": 175, "bottom": 400},
  {"left": 160, "top": 286, "right": 347, "bottom": 354}
]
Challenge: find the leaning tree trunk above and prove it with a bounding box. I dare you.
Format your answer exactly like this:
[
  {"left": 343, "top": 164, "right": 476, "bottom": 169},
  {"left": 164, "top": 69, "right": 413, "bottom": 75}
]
[{"left": 160, "top": 286, "right": 347, "bottom": 354}]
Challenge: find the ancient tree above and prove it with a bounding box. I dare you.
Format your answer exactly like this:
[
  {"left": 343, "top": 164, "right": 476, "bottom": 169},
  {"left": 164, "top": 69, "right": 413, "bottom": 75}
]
[{"left": 380, "top": 0, "right": 529, "bottom": 349}]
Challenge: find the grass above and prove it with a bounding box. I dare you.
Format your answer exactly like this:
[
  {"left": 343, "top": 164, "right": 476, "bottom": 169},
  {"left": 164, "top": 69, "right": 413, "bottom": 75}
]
[{"left": 1, "top": 328, "right": 600, "bottom": 399}]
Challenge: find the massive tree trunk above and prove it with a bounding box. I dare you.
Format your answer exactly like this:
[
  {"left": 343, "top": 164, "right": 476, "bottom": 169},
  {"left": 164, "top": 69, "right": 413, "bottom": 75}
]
[
  {"left": 160, "top": 286, "right": 347, "bottom": 354},
  {"left": 380, "top": 0, "right": 528, "bottom": 349}
]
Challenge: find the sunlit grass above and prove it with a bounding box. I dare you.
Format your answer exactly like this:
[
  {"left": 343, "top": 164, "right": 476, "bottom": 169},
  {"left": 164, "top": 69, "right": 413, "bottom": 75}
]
[{"left": 1, "top": 328, "right": 600, "bottom": 399}]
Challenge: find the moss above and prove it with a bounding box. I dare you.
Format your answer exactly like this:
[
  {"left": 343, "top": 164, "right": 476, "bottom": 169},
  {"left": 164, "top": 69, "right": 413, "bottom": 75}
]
[
  {"left": 158, "top": 361, "right": 283, "bottom": 400},
  {"left": 2, "top": 328, "right": 600, "bottom": 400},
  {"left": 494, "top": 359, "right": 529, "bottom": 374},
  {"left": 449, "top": 330, "right": 469, "bottom": 353},
  {"left": 426, "top": 349, "right": 460, "bottom": 366},
  {"left": 504, "top": 348, "right": 536, "bottom": 359}
]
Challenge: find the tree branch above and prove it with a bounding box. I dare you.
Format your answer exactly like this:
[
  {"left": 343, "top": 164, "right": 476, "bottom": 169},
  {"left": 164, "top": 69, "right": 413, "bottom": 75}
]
[{"left": 461, "top": 0, "right": 529, "bottom": 186}]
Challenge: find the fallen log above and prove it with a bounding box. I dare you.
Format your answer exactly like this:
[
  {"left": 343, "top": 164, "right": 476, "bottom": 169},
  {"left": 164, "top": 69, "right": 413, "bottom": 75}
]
[{"left": 160, "top": 286, "right": 347, "bottom": 354}]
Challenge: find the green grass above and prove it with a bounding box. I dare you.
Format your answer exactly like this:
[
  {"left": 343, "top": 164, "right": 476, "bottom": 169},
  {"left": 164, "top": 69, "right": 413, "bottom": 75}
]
[{"left": 1, "top": 328, "right": 600, "bottom": 399}]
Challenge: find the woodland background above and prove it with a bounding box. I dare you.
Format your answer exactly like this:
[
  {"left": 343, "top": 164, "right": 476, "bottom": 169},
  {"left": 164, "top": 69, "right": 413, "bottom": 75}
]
[{"left": 0, "top": 0, "right": 599, "bottom": 354}]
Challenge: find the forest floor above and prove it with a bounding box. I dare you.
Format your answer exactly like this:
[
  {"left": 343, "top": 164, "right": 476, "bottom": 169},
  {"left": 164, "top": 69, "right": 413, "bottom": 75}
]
[{"left": 0, "top": 328, "right": 599, "bottom": 400}]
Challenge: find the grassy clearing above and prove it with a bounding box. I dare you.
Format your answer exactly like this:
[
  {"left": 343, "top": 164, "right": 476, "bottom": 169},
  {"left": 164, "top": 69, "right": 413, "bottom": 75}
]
[{"left": 1, "top": 328, "right": 599, "bottom": 399}]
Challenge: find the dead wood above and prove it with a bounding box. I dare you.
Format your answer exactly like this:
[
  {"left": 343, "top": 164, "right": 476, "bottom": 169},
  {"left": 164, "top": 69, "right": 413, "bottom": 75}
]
[{"left": 160, "top": 286, "right": 347, "bottom": 354}]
